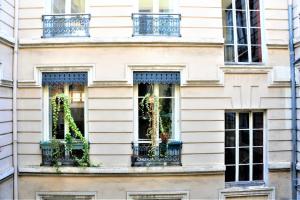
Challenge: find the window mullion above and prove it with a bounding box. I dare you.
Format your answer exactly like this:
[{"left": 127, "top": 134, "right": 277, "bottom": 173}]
[
  {"left": 232, "top": 0, "right": 238, "bottom": 63},
  {"left": 235, "top": 112, "right": 239, "bottom": 181},
  {"left": 245, "top": 0, "right": 252, "bottom": 63},
  {"left": 64, "top": 84, "right": 69, "bottom": 138},
  {"left": 154, "top": 0, "right": 159, "bottom": 13},
  {"left": 249, "top": 112, "right": 253, "bottom": 181},
  {"left": 66, "top": 0, "right": 71, "bottom": 14}
]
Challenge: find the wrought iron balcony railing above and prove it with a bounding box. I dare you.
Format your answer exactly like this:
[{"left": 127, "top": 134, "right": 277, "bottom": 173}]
[
  {"left": 131, "top": 141, "right": 182, "bottom": 167},
  {"left": 40, "top": 140, "right": 84, "bottom": 166},
  {"left": 132, "top": 13, "right": 181, "bottom": 37},
  {"left": 42, "top": 14, "right": 91, "bottom": 38}
]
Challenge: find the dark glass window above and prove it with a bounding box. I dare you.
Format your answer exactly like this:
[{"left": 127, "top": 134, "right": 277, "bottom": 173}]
[{"left": 225, "top": 111, "right": 264, "bottom": 182}]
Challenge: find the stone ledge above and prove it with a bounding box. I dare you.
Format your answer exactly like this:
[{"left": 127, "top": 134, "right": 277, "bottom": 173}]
[
  {"left": 19, "top": 165, "right": 225, "bottom": 176},
  {"left": 269, "top": 162, "right": 291, "bottom": 171},
  {"left": 0, "top": 167, "right": 14, "bottom": 181},
  {"left": 19, "top": 37, "right": 224, "bottom": 48}
]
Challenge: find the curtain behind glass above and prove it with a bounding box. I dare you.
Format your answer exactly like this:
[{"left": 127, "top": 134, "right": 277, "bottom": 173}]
[
  {"left": 71, "top": 0, "right": 85, "bottom": 13},
  {"left": 52, "top": 0, "right": 66, "bottom": 14}
]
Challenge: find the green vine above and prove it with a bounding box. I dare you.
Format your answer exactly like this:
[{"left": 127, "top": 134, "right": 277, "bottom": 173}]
[{"left": 50, "top": 93, "right": 90, "bottom": 168}]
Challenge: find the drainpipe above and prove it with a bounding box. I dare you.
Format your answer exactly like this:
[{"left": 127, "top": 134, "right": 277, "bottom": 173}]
[
  {"left": 13, "top": 0, "right": 19, "bottom": 199},
  {"left": 288, "top": 0, "right": 297, "bottom": 199}
]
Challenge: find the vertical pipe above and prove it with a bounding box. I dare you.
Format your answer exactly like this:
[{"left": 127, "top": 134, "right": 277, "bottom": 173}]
[
  {"left": 13, "top": 0, "right": 19, "bottom": 199},
  {"left": 288, "top": 0, "right": 297, "bottom": 199}
]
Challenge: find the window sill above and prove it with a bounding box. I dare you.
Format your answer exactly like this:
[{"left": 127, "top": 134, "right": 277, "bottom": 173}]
[{"left": 225, "top": 181, "right": 265, "bottom": 188}]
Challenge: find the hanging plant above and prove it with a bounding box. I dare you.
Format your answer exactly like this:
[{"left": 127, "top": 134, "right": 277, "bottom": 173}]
[
  {"left": 140, "top": 91, "right": 170, "bottom": 157},
  {"left": 50, "top": 93, "right": 90, "bottom": 168}
]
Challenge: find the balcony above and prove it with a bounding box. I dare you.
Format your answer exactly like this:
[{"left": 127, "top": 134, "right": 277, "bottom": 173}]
[
  {"left": 40, "top": 140, "right": 84, "bottom": 166},
  {"left": 132, "top": 13, "right": 181, "bottom": 37},
  {"left": 42, "top": 14, "right": 91, "bottom": 38},
  {"left": 131, "top": 141, "right": 182, "bottom": 167}
]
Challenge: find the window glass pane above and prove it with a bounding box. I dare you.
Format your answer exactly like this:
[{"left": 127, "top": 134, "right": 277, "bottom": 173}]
[
  {"left": 250, "top": 11, "right": 261, "bottom": 27},
  {"left": 225, "top": 166, "right": 236, "bottom": 182},
  {"left": 225, "top": 45, "right": 235, "bottom": 62},
  {"left": 225, "top": 131, "right": 236, "bottom": 147},
  {"left": 239, "top": 130, "right": 249, "bottom": 146},
  {"left": 239, "top": 147, "right": 249, "bottom": 164},
  {"left": 159, "top": 98, "right": 173, "bottom": 138},
  {"left": 236, "top": 11, "right": 247, "bottom": 27},
  {"left": 71, "top": 0, "right": 85, "bottom": 13},
  {"left": 250, "top": 28, "right": 261, "bottom": 45},
  {"left": 224, "top": 27, "right": 234, "bottom": 44},
  {"left": 253, "top": 147, "right": 263, "bottom": 163},
  {"left": 49, "top": 85, "right": 65, "bottom": 139},
  {"left": 225, "top": 148, "right": 236, "bottom": 164},
  {"left": 138, "top": 83, "right": 154, "bottom": 96},
  {"left": 159, "top": 0, "right": 173, "bottom": 13},
  {"left": 253, "top": 130, "right": 263, "bottom": 146},
  {"left": 238, "top": 45, "right": 249, "bottom": 62},
  {"left": 237, "top": 28, "right": 248, "bottom": 44},
  {"left": 139, "top": 0, "right": 153, "bottom": 12},
  {"left": 159, "top": 84, "right": 174, "bottom": 97},
  {"left": 253, "top": 112, "right": 263, "bottom": 128},
  {"left": 239, "top": 113, "right": 249, "bottom": 129},
  {"left": 223, "top": 0, "right": 233, "bottom": 10},
  {"left": 138, "top": 98, "right": 150, "bottom": 140},
  {"left": 251, "top": 45, "right": 262, "bottom": 62},
  {"left": 239, "top": 165, "right": 249, "bottom": 181},
  {"left": 253, "top": 164, "right": 263, "bottom": 180},
  {"left": 52, "top": 0, "right": 66, "bottom": 14},
  {"left": 225, "top": 112, "right": 236, "bottom": 129},
  {"left": 235, "top": 0, "right": 246, "bottom": 10},
  {"left": 69, "top": 84, "right": 85, "bottom": 137},
  {"left": 223, "top": 10, "right": 233, "bottom": 27},
  {"left": 249, "top": 0, "right": 260, "bottom": 10}
]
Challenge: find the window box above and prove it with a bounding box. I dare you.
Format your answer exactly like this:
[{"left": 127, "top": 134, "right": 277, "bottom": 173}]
[
  {"left": 131, "top": 141, "right": 182, "bottom": 167},
  {"left": 40, "top": 140, "right": 84, "bottom": 166}
]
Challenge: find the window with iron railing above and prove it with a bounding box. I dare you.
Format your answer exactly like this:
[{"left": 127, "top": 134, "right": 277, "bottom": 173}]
[
  {"left": 43, "top": 0, "right": 90, "bottom": 38},
  {"left": 132, "top": 0, "right": 181, "bottom": 37}
]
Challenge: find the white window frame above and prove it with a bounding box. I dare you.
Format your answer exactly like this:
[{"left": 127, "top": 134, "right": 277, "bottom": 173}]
[
  {"left": 45, "top": 0, "right": 88, "bottom": 14},
  {"left": 134, "top": 0, "right": 179, "bottom": 13},
  {"left": 223, "top": 0, "right": 264, "bottom": 64},
  {"left": 133, "top": 84, "right": 180, "bottom": 145},
  {"left": 225, "top": 111, "right": 267, "bottom": 185},
  {"left": 43, "top": 84, "right": 88, "bottom": 141}
]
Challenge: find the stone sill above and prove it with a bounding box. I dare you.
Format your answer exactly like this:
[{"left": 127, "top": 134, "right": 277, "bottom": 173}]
[
  {"left": 19, "top": 165, "right": 225, "bottom": 176},
  {"left": 0, "top": 167, "right": 14, "bottom": 181},
  {"left": 19, "top": 37, "right": 224, "bottom": 48}
]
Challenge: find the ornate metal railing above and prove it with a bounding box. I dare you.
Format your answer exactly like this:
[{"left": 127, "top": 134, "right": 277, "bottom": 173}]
[
  {"left": 42, "top": 14, "right": 91, "bottom": 38},
  {"left": 132, "top": 13, "right": 181, "bottom": 37},
  {"left": 40, "top": 140, "right": 84, "bottom": 166},
  {"left": 131, "top": 141, "right": 182, "bottom": 167}
]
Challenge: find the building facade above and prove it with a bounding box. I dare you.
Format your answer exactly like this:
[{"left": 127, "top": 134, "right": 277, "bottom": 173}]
[
  {"left": 0, "top": 0, "right": 298, "bottom": 199},
  {"left": 0, "top": 0, "right": 15, "bottom": 199}
]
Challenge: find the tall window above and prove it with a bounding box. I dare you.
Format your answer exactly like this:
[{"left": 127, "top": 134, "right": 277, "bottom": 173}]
[
  {"left": 138, "top": 0, "right": 175, "bottom": 13},
  {"left": 222, "top": 0, "right": 262, "bottom": 63},
  {"left": 137, "top": 83, "right": 177, "bottom": 144},
  {"left": 51, "top": 0, "right": 85, "bottom": 14},
  {"left": 47, "top": 84, "right": 85, "bottom": 139},
  {"left": 225, "top": 112, "right": 264, "bottom": 183}
]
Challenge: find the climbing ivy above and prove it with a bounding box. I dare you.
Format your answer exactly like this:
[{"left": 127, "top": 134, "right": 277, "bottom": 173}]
[{"left": 51, "top": 93, "right": 90, "bottom": 168}]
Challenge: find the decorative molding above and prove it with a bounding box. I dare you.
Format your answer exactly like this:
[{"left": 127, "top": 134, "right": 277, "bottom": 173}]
[
  {"left": 219, "top": 187, "right": 275, "bottom": 200},
  {"left": 127, "top": 191, "right": 189, "bottom": 200},
  {"left": 19, "top": 165, "right": 225, "bottom": 176},
  {"left": 19, "top": 37, "right": 224, "bottom": 48},
  {"left": 0, "top": 31, "right": 15, "bottom": 47},
  {"left": 0, "top": 167, "right": 14, "bottom": 181},
  {"left": 0, "top": 79, "right": 13, "bottom": 88},
  {"left": 18, "top": 64, "right": 96, "bottom": 88},
  {"left": 269, "top": 162, "right": 290, "bottom": 171},
  {"left": 220, "top": 65, "right": 272, "bottom": 74},
  {"left": 36, "top": 192, "right": 97, "bottom": 200}
]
